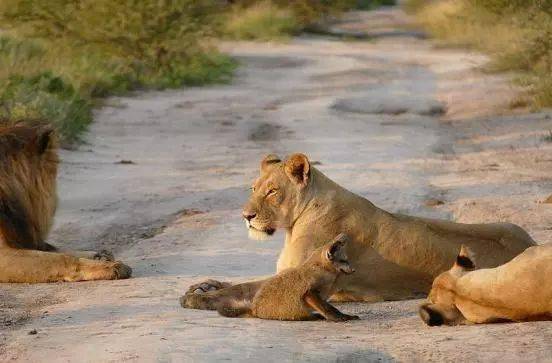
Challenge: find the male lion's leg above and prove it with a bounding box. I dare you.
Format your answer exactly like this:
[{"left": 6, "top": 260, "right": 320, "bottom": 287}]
[
  {"left": 181, "top": 279, "right": 266, "bottom": 311},
  {"left": 0, "top": 248, "right": 131, "bottom": 283}
]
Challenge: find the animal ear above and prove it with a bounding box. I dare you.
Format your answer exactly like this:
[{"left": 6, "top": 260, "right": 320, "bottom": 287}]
[
  {"left": 419, "top": 304, "right": 444, "bottom": 327},
  {"left": 260, "top": 154, "right": 281, "bottom": 173},
  {"left": 325, "top": 233, "right": 349, "bottom": 261},
  {"left": 284, "top": 153, "right": 310, "bottom": 187},
  {"left": 37, "top": 128, "right": 54, "bottom": 154},
  {"left": 455, "top": 245, "right": 475, "bottom": 270}
]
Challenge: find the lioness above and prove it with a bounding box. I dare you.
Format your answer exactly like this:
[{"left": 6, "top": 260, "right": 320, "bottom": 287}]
[
  {"left": 181, "top": 153, "right": 535, "bottom": 307},
  {"left": 420, "top": 244, "right": 552, "bottom": 325},
  {"left": 0, "top": 123, "right": 131, "bottom": 283}
]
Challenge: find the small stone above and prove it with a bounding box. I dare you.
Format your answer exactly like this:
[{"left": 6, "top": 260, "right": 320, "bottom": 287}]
[
  {"left": 28, "top": 329, "right": 37, "bottom": 335},
  {"left": 115, "top": 160, "right": 135, "bottom": 165},
  {"left": 425, "top": 198, "right": 445, "bottom": 207}
]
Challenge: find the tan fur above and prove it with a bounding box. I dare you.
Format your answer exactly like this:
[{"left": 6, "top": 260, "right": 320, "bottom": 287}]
[
  {"left": 0, "top": 123, "right": 131, "bottom": 283},
  {"left": 183, "top": 153, "right": 535, "bottom": 306},
  {"left": 215, "top": 233, "right": 359, "bottom": 321},
  {"left": 420, "top": 244, "right": 552, "bottom": 325}
]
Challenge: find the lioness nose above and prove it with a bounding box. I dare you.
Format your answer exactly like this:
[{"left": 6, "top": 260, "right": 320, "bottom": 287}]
[{"left": 243, "top": 212, "right": 256, "bottom": 221}]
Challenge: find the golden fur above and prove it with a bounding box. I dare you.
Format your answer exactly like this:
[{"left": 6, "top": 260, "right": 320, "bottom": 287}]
[
  {"left": 420, "top": 244, "right": 552, "bottom": 325},
  {"left": 182, "top": 153, "right": 535, "bottom": 307},
  {"left": 0, "top": 123, "right": 131, "bottom": 283},
  {"left": 215, "top": 233, "right": 358, "bottom": 321}
]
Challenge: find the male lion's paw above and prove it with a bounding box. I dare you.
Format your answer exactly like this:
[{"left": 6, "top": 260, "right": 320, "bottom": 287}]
[
  {"left": 187, "top": 279, "right": 231, "bottom": 294},
  {"left": 93, "top": 250, "right": 114, "bottom": 261},
  {"left": 110, "top": 261, "right": 132, "bottom": 280}
]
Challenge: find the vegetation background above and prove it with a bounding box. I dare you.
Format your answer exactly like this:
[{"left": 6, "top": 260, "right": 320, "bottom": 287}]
[
  {"left": 405, "top": 0, "right": 552, "bottom": 109},
  {"left": 2, "top": 0, "right": 548, "bottom": 145},
  {"left": 0, "top": 0, "right": 392, "bottom": 144}
]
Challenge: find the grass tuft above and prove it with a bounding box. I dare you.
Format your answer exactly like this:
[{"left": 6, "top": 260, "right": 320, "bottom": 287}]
[{"left": 223, "top": 1, "right": 300, "bottom": 41}]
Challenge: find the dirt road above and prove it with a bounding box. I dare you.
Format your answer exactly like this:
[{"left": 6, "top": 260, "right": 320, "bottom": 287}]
[{"left": 1, "top": 8, "right": 551, "bottom": 362}]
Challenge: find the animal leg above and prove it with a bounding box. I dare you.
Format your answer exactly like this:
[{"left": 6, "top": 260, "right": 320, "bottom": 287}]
[
  {"left": 181, "top": 279, "right": 266, "bottom": 310},
  {"left": 40, "top": 242, "right": 115, "bottom": 261},
  {"left": 0, "top": 248, "right": 131, "bottom": 283},
  {"left": 303, "top": 290, "right": 359, "bottom": 322}
]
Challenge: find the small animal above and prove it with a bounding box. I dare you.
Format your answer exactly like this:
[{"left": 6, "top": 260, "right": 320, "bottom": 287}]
[
  {"left": 216, "top": 233, "right": 359, "bottom": 321},
  {"left": 420, "top": 244, "right": 552, "bottom": 326}
]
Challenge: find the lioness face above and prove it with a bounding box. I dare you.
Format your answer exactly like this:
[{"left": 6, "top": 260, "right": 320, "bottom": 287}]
[{"left": 243, "top": 153, "right": 310, "bottom": 240}]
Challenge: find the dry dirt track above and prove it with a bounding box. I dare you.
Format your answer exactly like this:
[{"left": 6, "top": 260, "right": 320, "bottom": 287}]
[{"left": 2, "top": 7, "right": 552, "bottom": 363}]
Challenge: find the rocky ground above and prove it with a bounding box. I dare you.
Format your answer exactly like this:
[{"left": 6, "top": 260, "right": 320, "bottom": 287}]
[{"left": 1, "top": 7, "right": 551, "bottom": 363}]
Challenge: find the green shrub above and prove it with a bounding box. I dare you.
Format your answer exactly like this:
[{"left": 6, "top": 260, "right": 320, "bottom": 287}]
[
  {"left": 355, "top": 0, "right": 396, "bottom": 10},
  {"left": 0, "top": 0, "right": 236, "bottom": 143}
]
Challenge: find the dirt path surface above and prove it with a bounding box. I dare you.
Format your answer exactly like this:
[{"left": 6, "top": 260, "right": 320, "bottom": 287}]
[{"left": 2, "top": 7, "right": 552, "bottom": 363}]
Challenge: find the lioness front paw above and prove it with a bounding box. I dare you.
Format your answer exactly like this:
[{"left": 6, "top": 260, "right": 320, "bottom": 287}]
[
  {"left": 187, "top": 279, "right": 231, "bottom": 294},
  {"left": 93, "top": 250, "right": 114, "bottom": 261}
]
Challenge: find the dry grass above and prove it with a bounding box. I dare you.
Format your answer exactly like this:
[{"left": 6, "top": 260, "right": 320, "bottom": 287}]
[
  {"left": 223, "top": 1, "right": 300, "bottom": 41},
  {"left": 406, "top": 0, "right": 552, "bottom": 108}
]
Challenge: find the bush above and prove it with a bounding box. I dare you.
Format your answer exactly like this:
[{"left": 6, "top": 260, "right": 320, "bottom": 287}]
[
  {"left": 223, "top": 1, "right": 300, "bottom": 40},
  {"left": 355, "top": 0, "right": 396, "bottom": 10},
  {"left": 226, "top": 0, "right": 355, "bottom": 30},
  {"left": 0, "top": 0, "right": 236, "bottom": 143},
  {"left": 405, "top": 0, "right": 552, "bottom": 107}
]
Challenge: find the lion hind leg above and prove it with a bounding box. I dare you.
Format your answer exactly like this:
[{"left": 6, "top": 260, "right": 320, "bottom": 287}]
[
  {"left": 0, "top": 248, "right": 131, "bottom": 283},
  {"left": 217, "top": 299, "right": 253, "bottom": 318}
]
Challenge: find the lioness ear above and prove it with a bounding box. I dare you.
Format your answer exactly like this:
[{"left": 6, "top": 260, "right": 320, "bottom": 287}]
[
  {"left": 284, "top": 153, "right": 310, "bottom": 187},
  {"left": 419, "top": 304, "right": 444, "bottom": 327},
  {"left": 260, "top": 154, "right": 281, "bottom": 173},
  {"left": 37, "top": 128, "right": 54, "bottom": 155}
]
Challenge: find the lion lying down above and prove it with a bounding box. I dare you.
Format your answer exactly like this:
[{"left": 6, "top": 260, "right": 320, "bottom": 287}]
[
  {"left": 181, "top": 153, "right": 536, "bottom": 308},
  {"left": 0, "top": 123, "right": 131, "bottom": 283},
  {"left": 420, "top": 244, "right": 552, "bottom": 325}
]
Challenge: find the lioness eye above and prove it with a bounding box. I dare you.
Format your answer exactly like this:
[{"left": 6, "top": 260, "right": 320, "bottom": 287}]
[{"left": 267, "top": 188, "right": 277, "bottom": 196}]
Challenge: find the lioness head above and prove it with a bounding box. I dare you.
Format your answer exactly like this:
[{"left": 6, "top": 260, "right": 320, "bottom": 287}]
[
  {"left": 419, "top": 245, "right": 475, "bottom": 326},
  {"left": 242, "top": 153, "right": 311, "bottom": 240}
]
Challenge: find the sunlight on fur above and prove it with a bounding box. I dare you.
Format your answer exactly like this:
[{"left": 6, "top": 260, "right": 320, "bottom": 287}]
[{"left": 247, "top": 227, "right": 271, "bottom": 241}]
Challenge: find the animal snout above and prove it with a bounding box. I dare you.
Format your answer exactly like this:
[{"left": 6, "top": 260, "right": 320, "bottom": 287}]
[{"left": 243, "top": 211, "right": 256, "bottom": 221}]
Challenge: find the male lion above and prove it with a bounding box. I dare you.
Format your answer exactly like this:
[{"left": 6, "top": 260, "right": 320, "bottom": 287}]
[
  {"left": 0, "top": 123, "right": 131, "bottom": 283},
  {"left": 181, "top": 153, "right": 535, "bottom": 308},
  {"left": 420, "top": 244, "right": 552, "bottom": 325}
]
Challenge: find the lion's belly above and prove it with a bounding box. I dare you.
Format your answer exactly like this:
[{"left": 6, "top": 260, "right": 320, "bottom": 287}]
[{"left": 252, "top": 283, "right": 312, "bottom": 320}]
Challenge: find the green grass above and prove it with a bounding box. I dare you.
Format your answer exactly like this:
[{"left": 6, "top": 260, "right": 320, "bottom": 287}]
[
  {"left": 221, "top": 0, "right": 358, "bottom": 41},
  {"left": 0, "top": 0, "right": 236, "bottom": 144},
  {"left": 405, "top": 0, "right": 552, "bottom": 108},
  {"left": 223, "top": 1, "right": 301, "bottom": 41},
  {"left": 355, "top": 0, "right": 396, "bottom": 10}
]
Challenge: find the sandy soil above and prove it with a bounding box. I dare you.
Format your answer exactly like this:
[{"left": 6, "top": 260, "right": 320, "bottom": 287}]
[{"left": 1, "top": 7, "right": 552, "bottom": 363}]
